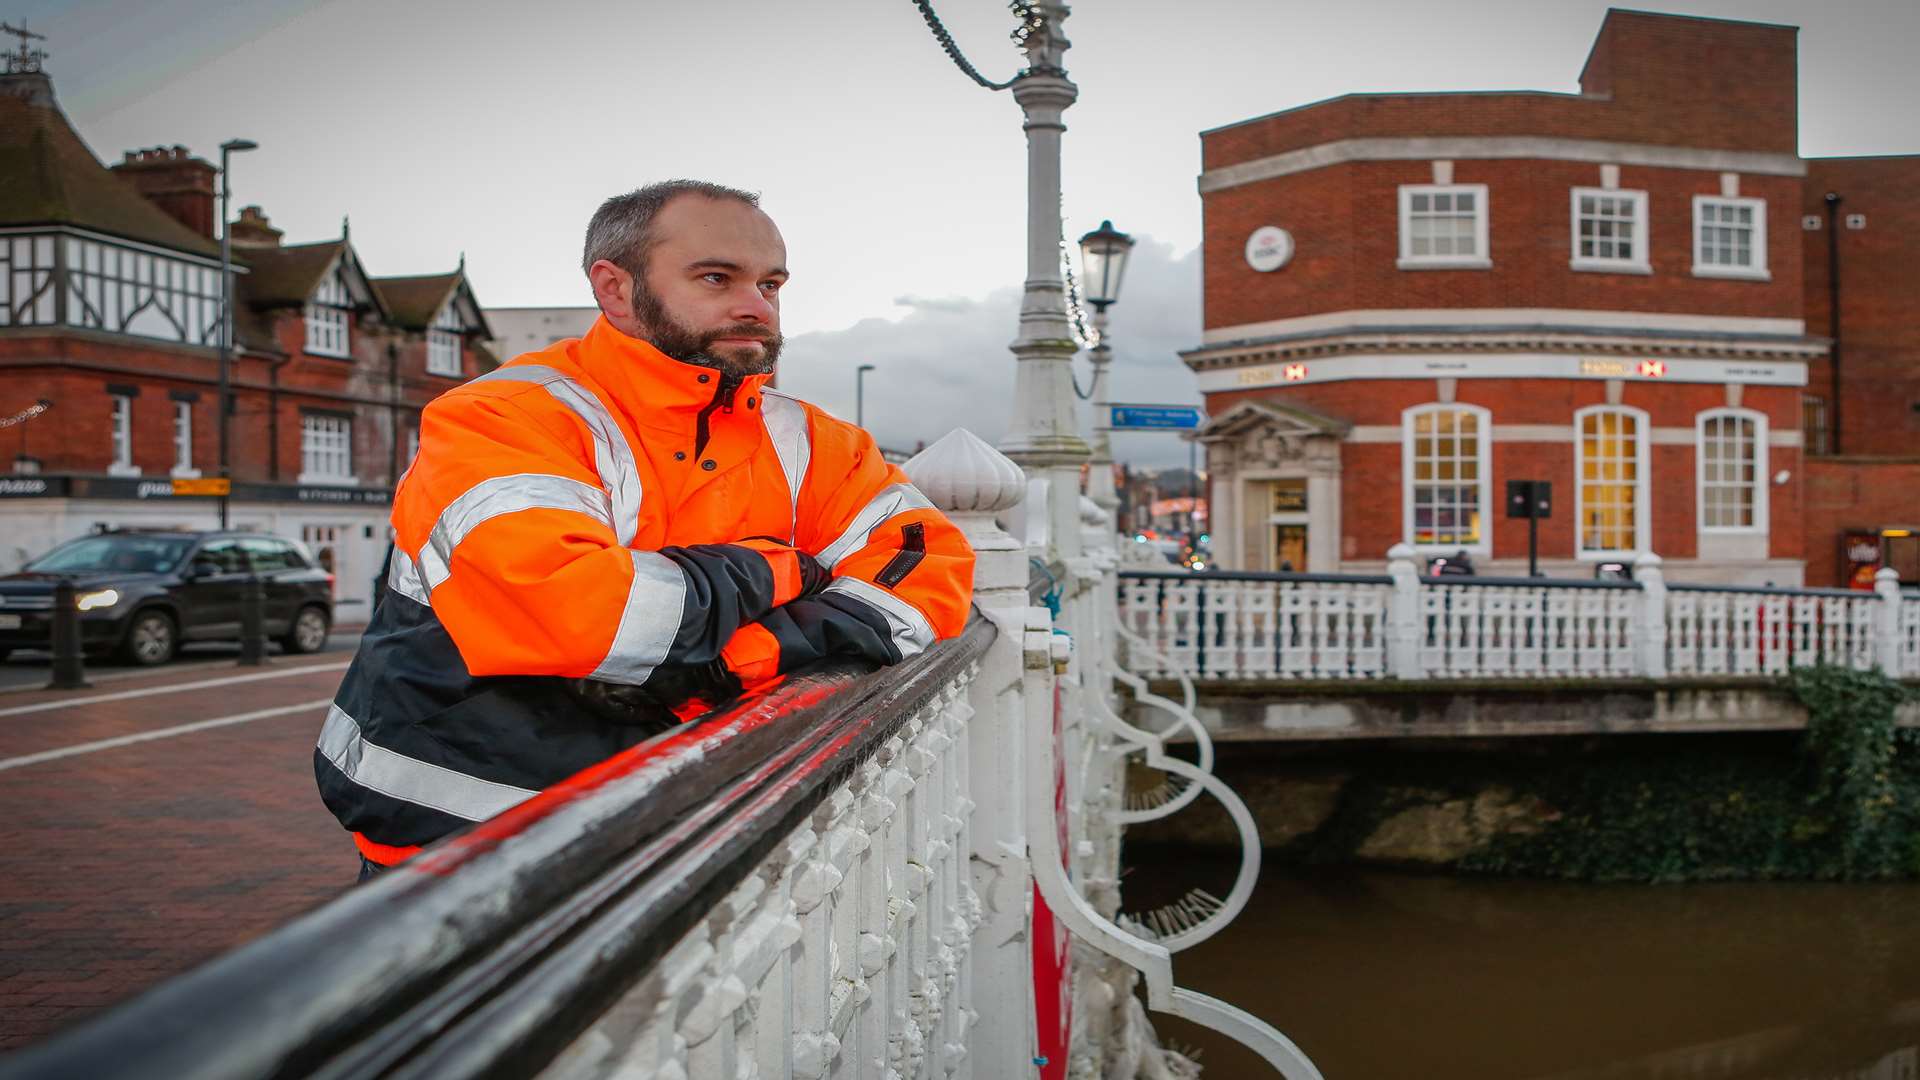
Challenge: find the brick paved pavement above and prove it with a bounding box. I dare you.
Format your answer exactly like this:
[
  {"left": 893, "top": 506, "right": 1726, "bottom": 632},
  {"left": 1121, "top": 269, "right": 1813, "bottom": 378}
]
[{"left": 0, "top": 656, "right": 356, "bottom": 1050}]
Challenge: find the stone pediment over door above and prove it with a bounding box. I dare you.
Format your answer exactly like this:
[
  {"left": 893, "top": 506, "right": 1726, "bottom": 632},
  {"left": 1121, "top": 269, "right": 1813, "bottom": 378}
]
[{"left": 1196, "top": 399, "right": 1350, "bottom": 473}]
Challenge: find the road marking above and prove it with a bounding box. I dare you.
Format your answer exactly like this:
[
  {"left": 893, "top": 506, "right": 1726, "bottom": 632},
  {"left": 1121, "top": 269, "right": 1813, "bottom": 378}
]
[
  {"left": 0, "top": 656, "right": 234, "bottom": 694},
  {"left": 0, "top": 660, "right": 350, "bottom": 718},
  {"left": 0, "top": 698, "right": 332, "bottom": 772}
]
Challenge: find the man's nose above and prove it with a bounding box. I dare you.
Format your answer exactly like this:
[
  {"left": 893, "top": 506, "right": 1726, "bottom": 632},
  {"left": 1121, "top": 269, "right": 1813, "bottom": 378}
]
[{"left": 730, "top": 285, "right": 777, "bottom": 325}]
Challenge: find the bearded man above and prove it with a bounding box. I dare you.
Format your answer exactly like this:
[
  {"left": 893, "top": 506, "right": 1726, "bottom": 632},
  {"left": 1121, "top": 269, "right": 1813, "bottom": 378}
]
[{"left": 316, "top": 180, "right": 975, "bottom": 877}]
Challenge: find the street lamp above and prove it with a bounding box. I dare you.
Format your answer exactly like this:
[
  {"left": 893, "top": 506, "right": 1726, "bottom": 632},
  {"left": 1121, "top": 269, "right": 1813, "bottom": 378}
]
[
  {"left": 1077, "top": 219, "right": 1134, "bottom": 311},
  {"left": 1077, "top": 220, "right": 1134, "bottom": 517},
  {"left": 855, "top": 363, "right": 876, "bottom": 429},
  {"left": 217, "top": 138, "right": 258, "bottom": 530}
]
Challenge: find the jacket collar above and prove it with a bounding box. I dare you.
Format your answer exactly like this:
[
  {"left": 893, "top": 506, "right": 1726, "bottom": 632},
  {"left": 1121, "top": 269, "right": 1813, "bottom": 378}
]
[{"left": 574, "top": 315, "right": 774, "bottom": 425}]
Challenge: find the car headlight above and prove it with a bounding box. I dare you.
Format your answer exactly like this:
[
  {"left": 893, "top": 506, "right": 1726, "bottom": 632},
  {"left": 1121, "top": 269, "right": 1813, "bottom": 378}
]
[{"left": 76, "top": 588, "right": 121, "bottom": 612}]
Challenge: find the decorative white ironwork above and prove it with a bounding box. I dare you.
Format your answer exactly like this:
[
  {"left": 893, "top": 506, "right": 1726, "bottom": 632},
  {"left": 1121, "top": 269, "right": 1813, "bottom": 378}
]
[
  {"left": 549, "top": 664, "right": 984, "bottom": 1080},
  {"left": 1123, "top": 548, "right": 1920, "bottom": 683}
]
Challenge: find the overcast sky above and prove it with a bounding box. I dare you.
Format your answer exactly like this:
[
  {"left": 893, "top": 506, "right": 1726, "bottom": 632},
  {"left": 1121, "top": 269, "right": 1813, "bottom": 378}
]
[{"left": 22, "top": 0, "right": 1920, "bottom": 465}]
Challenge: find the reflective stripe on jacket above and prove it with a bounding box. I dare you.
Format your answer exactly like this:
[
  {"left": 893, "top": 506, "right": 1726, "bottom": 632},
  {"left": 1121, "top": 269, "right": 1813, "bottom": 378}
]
[{"left": 316, "top": 316, "right": 974, "bottom": 854}]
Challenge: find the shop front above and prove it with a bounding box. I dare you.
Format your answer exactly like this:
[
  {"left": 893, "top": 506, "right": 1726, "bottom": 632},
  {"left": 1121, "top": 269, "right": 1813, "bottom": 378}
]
[{"left": 0, "top": 475, "right": 391, "bottom": 620}]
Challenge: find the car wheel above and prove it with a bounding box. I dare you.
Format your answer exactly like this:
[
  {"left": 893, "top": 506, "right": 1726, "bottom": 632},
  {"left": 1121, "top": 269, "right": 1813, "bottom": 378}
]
[
  {"left": 118, "top": 610, "right": 178, "bottom": 667},
  {"left": 281, "top": 605, "right": 330, "bottom": 655}
]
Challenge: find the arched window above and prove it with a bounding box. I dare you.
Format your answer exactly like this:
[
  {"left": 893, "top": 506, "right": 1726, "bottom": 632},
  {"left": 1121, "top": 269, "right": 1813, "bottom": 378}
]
[
  {"left": 1574, "top": 405, "right": 1649, "bottom": 556},
  {"left": 1697, "top": 408, "right": 1768, "bottom": 532},
  {"left": 1402, "top": 403, "right": 1491, "bottom": 553}
]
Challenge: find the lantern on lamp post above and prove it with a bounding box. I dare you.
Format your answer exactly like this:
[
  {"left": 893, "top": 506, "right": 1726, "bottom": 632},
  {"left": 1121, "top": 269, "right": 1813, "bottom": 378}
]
[{"left": 1078, "top": 219, "right": 1134, "bottom": 515}]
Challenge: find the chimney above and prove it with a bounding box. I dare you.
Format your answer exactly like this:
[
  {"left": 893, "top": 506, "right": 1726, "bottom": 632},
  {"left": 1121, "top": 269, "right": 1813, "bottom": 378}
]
[
  {"left": 229, "top": 205, "right": 282, "bottom": 248},
  {"left": 109, "top": 145, "right": 217, "bottom": 239}
]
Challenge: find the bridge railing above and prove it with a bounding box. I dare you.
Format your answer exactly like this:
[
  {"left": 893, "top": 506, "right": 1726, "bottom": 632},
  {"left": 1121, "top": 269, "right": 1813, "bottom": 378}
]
[
  {"left": 1121, "top": 544, "right": 1920, "bottom": 683},
  {"left": 1, "top": 618, "right": 997, "bottom": 1080},
  {"left": 1, "top": 430, "right": 1321, "bottom": 1080}
]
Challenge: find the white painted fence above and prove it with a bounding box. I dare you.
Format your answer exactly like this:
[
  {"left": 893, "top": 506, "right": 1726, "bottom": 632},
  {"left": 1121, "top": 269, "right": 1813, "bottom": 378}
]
[{"left": 1122, "top": 544, "right": 1920, "bottom": 683}]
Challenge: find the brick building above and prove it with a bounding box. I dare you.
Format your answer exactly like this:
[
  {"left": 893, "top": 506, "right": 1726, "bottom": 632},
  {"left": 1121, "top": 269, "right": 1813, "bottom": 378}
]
[
  {"left": 0, "top": 65, "right": 494, "bottom": 619},
  {"left": 1185, "top": 8, "right": 1917, "bottom": 586}
]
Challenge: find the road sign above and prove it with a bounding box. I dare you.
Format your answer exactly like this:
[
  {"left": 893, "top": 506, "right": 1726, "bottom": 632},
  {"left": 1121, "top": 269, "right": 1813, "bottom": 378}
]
[
  {"left": 1106, "top": 404, "right": 1204, "bottom": 431},
  {"left": 172, "top": 477, "right": 232, "bottom": 496}
]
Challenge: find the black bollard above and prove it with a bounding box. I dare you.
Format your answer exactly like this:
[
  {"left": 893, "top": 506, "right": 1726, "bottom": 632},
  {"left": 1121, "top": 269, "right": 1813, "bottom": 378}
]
[
  {"left": 238, "top": 574, "right": 267, "bottom": 667},
  {"left": 48, "top": 579, "right": 89, "bottom": 690}
]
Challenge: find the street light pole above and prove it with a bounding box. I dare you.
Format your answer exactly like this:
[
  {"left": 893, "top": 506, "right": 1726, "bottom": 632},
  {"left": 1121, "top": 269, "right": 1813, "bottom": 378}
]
[
  {"left": 216, "top": 138, "right": 258, "bottom": 530},
  {"left": 1085, "top": 307, "right": 1116, "bottom": 514},
  {"left": 997, "top": 2, "right": 1087, "bottom": 562},
  {"left": 855, "top": 363, "right": 876, "bottom": 429}
]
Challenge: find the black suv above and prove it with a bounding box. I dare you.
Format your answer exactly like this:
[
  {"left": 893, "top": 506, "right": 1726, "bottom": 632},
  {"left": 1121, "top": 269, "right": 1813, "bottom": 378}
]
[{"left": 0, "top": 530, "right": 335, "bottom": 666}]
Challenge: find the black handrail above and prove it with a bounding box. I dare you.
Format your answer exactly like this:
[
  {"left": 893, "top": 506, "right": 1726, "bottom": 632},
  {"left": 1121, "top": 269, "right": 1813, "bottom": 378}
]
[
  {"left": 1665, "top": 581, "right": 1871, "bottom": 600},
  {"left": 1119, "top": 569, "right": 1394, "bottom": 586},
  {"left": 1, "top": 617, "right": 998, "bottom": 1080},
  {"left": 1118, "top": 566, "right": 1893, "bottom": 601},
  {"left": 1417, "top": 574, "right": 1640, "bottom": 591}
]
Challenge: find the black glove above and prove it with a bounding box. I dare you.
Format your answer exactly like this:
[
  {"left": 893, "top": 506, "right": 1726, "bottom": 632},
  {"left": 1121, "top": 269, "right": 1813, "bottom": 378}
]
[
  {"left": 796, "top": 550, "right": 830, "bottom": 598},
  {"left": 564, "top": 677, "right": 681, "bottom": 734},
  {"left": 638, "top": 656, "right": 745, "bottom": 722}
]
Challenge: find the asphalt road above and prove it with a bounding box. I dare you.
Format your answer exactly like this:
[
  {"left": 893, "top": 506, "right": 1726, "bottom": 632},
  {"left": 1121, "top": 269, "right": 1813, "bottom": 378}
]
[{"left": 0, "top": 630, "right": 363, "bottom": 691}]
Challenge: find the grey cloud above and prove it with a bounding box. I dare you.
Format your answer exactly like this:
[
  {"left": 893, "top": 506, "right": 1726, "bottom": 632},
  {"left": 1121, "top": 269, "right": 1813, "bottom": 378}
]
[
  {"left": 779, "top": 239, "right": 1204, "bottom": 469},
  {"left": 890, "top": 294, "right": 982, "bottom": 314}
]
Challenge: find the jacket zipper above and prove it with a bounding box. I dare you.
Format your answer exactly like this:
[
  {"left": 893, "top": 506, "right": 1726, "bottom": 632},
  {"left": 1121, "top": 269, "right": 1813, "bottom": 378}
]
[{"left": 692, "top": 373, "right": 743, "bottom": 460}]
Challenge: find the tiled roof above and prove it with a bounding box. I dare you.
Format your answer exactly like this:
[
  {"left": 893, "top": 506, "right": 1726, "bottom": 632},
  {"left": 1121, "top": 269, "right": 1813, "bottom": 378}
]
[
  {"left": 371, "top": 272, "right": 459, "bottom": 329},
  {"left": 238, "top": 240, "right": 343, "bottom": 307},
  {"left": 0, "top": 73, "right": 221, "bottom": 258}
]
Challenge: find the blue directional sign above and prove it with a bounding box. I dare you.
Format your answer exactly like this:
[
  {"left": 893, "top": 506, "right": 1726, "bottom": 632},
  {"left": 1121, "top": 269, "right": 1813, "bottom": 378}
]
[{"left": 1107, "top": 404, "right": 1205, "bottom": 431}]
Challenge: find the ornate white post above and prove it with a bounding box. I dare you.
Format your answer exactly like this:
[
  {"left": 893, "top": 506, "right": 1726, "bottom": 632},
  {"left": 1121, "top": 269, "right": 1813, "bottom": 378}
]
[
  {"left": 1385, "top": 543, "right": 1422, "bottom": 678},
  {"left": 1873, "top": 566, "right": 1903, "bottom": 675},
  {"left": 1634, "top": 551, "right": 1668, "bottom": 679},
  {"left": 998, "top": 1, "right": 1088, "bottom": 564},
  {"left": 905, "top": 428, "right": 1036, "bottom": 1080}
]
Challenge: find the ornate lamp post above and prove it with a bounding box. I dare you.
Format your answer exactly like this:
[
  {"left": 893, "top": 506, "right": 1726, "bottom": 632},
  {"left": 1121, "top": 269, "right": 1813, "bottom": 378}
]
[
  {"left": 994, "top": 1, "right": 1090, "bottom": 561},
  {"left": 1077, "top": 218, "right": 1134, "bottom": 517},
  {"left": 217, "top": 137, "right": 258, "bottom": 530}
]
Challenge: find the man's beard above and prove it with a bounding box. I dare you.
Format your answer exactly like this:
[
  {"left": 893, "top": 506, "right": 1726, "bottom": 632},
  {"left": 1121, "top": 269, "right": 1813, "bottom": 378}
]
[{"left": 631, "top": 281, "right": 782, "bottom": 378}]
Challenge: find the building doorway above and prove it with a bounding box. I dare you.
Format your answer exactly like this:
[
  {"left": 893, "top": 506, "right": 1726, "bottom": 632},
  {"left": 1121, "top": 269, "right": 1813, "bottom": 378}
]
[
  {"left": 1268, "top": 479, "right": 1309, "bottom": 571},
  {"left": 302, "top": 525, "right": 343, "bottom": 602},
  {"left": 1272, "top": 524, "right": 1308, "bottom": 572}
]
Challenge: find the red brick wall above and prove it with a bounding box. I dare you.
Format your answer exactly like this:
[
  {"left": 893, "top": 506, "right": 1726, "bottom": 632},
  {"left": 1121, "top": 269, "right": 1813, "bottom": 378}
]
[
  {"left": 1202, "top": 10, "right": 1799, "bottom": 170},
  {"left": 1205, "top": 379, "right": 1802, "bottom": 563},
  {"left": 1802, "top": 156, "right": 1920, "bottom": 457},
  {"left": 1803, "top": 458, "right": 1920, "bottom": 586},
  {"left": 1203, "top": 160, "right": 1803, "bottom": 331},
  {"left": 0, "top": 310, "right": 469, "bottom": 488}
]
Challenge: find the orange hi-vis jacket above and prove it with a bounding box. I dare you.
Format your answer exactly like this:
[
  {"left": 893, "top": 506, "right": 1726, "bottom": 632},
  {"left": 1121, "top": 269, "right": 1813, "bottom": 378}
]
[{"left": 315, "top": 316, "right": 975, "bottom": 863}]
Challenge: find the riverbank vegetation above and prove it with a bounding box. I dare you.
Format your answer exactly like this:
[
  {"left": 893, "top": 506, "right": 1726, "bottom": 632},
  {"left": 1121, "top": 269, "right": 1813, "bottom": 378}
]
[{"left": 1255, "top": 666, "right": 1920, "bottom": 882}]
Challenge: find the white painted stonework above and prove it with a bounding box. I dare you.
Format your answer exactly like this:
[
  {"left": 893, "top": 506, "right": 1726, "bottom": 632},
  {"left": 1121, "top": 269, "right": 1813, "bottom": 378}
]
[
  {"left": 1192, "top": 352, "right": 1809, "bottom": 392},
  {"left": 1196, "top": 135, "right": 1807, "bottom": 194}
]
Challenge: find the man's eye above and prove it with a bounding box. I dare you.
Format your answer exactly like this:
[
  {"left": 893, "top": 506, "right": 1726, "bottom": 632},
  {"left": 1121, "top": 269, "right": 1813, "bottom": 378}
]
[
  {"left": 760, "top": 280, "right": 783, "bottom": 293},
  {"left": 702, "top": 273, "right": 728, "bottom": 285}
]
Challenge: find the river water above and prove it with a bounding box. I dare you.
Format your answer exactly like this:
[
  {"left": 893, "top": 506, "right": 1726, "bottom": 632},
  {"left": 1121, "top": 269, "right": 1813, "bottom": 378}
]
[{"left": 1122, "top": 858, "right": 1920, "bottom": 1079}]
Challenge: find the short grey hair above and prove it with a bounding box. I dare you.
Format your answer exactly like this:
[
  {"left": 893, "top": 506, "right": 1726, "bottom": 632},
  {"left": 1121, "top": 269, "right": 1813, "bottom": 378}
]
[{"left": 581, "top": 180, "right": 761, "bottom": 278}]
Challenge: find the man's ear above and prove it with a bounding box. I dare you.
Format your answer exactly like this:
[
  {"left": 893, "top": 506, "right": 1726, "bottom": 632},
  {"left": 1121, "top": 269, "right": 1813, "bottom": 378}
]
[{"left": 587, "top": 259, "right": 635, "bottom": 322}]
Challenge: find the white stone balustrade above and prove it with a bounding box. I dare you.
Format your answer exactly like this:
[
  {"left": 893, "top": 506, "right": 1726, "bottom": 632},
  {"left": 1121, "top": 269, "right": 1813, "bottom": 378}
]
[{"left": 1121, "top": 549, "right": 1920, "bottom": 683}]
